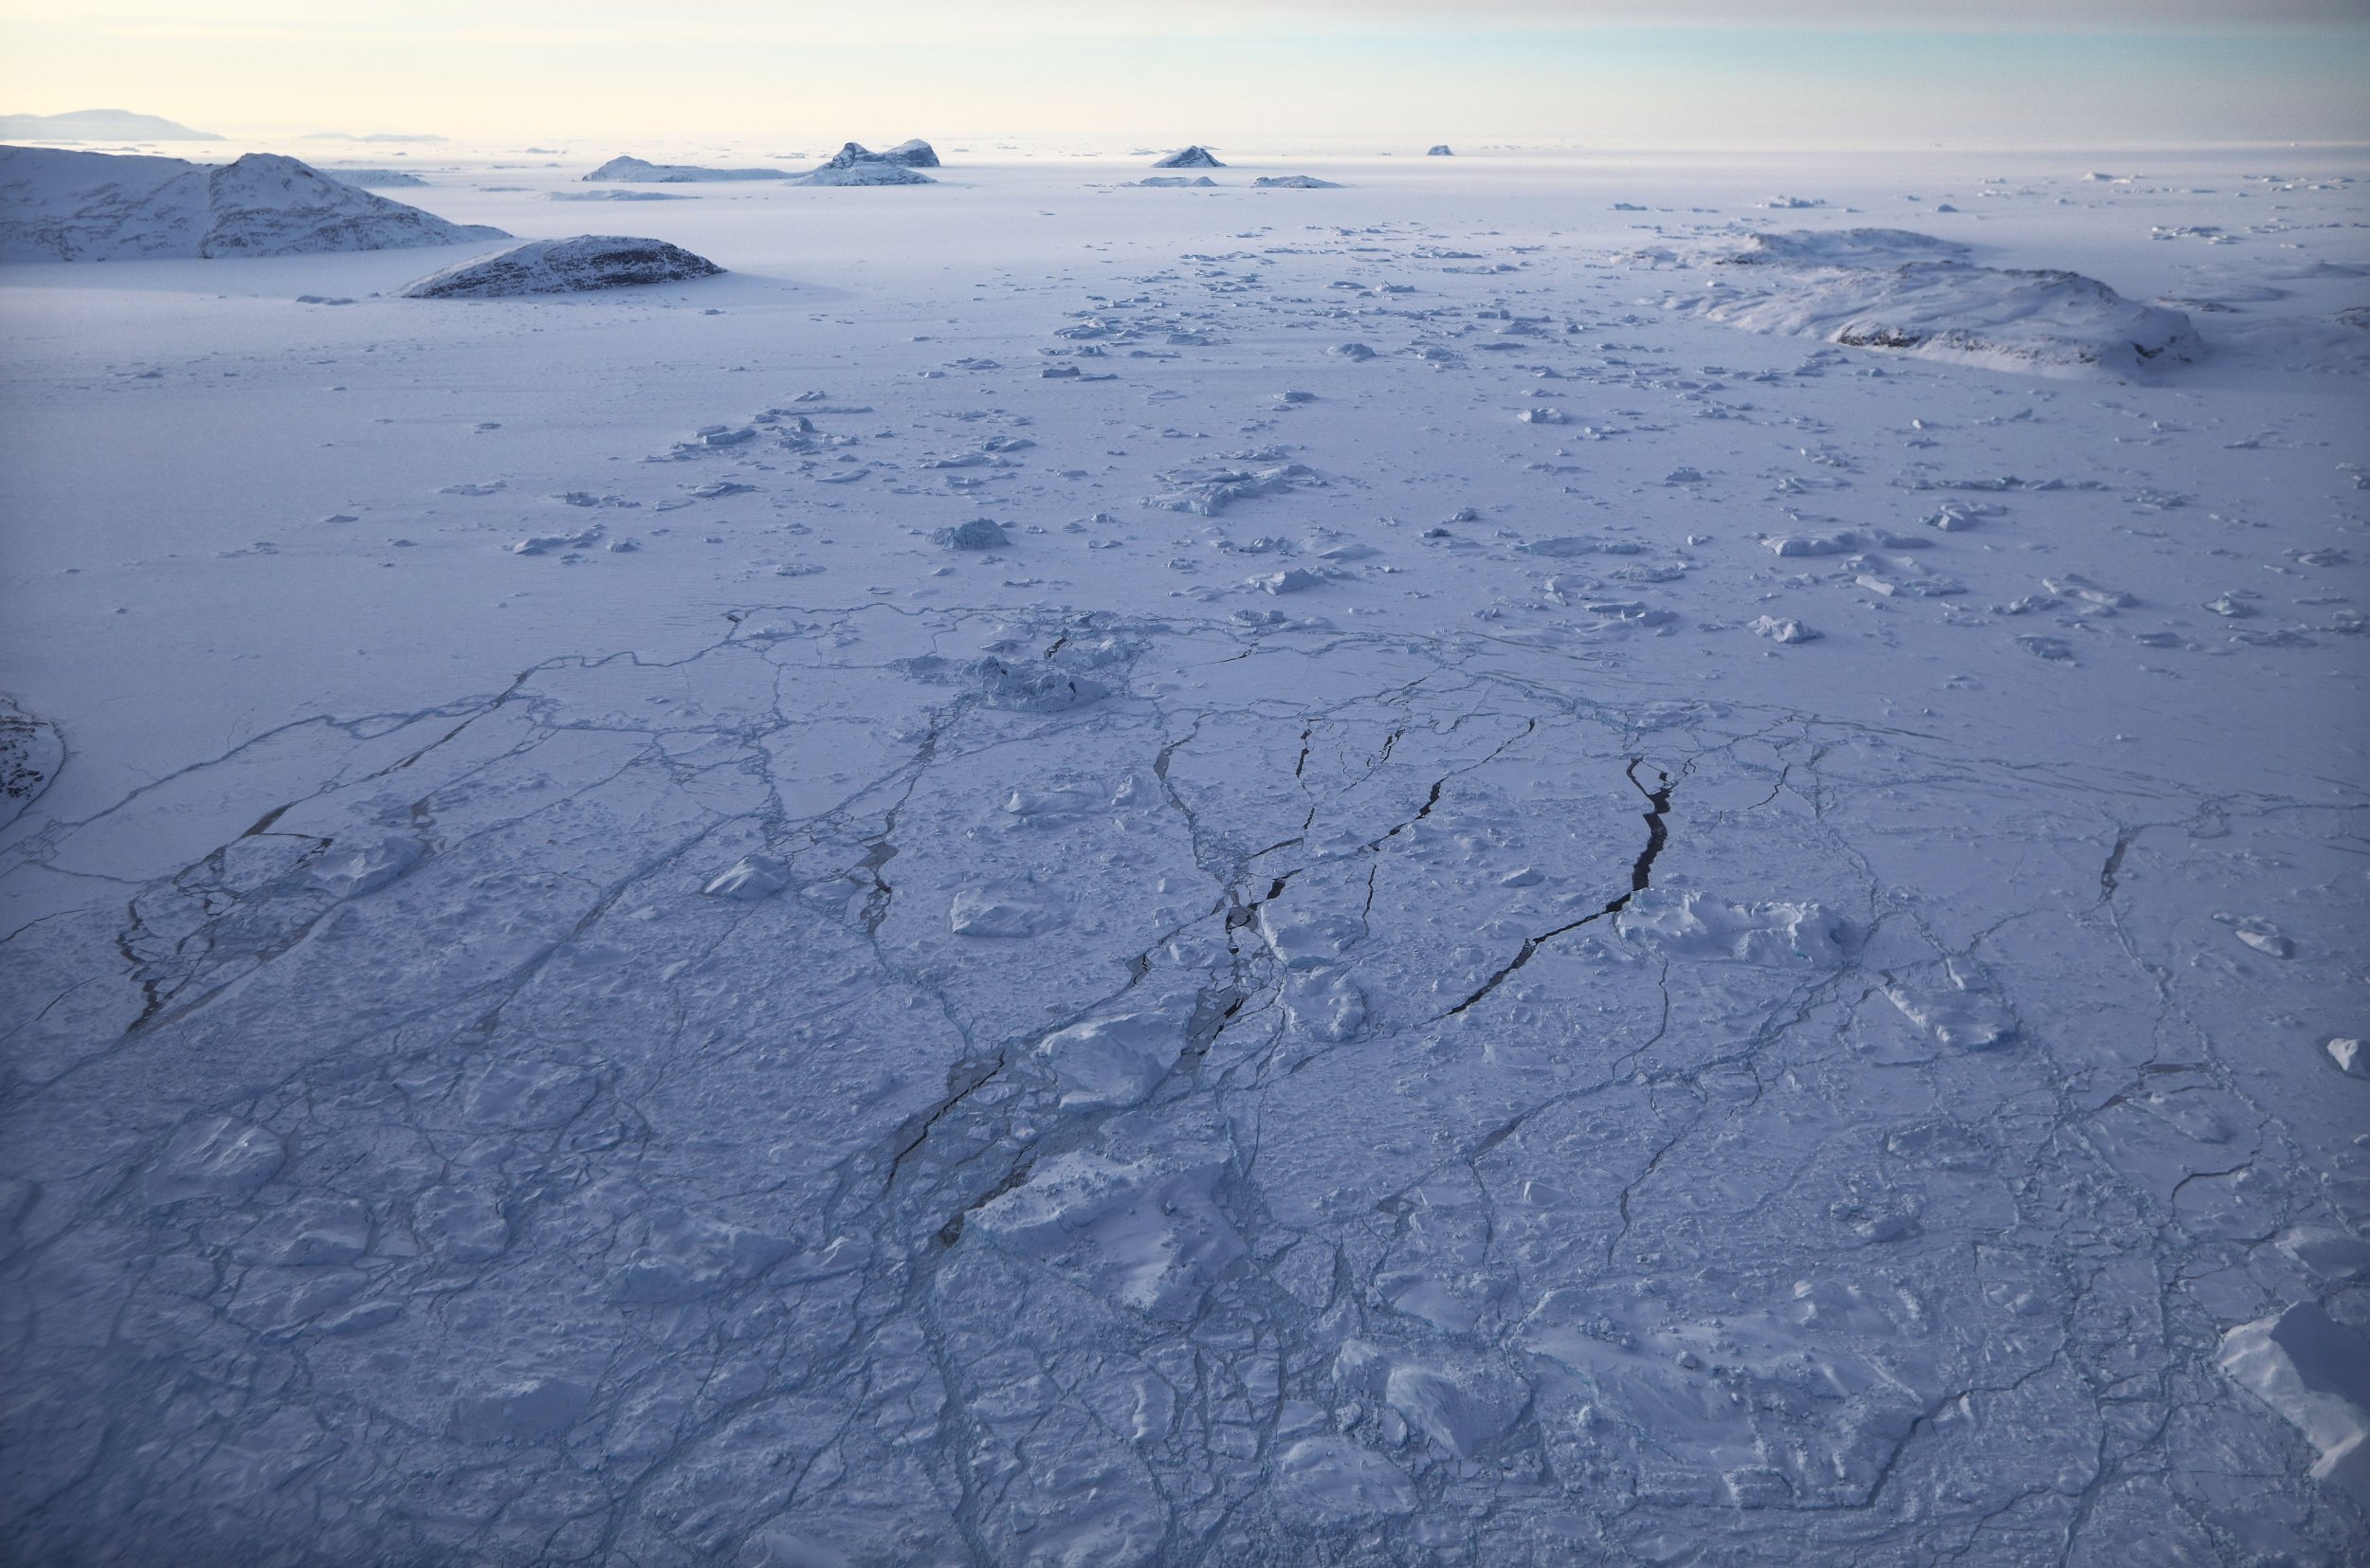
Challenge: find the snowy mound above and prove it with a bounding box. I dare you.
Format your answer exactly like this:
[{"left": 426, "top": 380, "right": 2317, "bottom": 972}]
[
  {"left": 1254, "top": 175, "right": 1342, "bottom": 189},
  {"left": 0, "top": 108, "right": 221, "bottom": 141},
  {"left": 1139, "top": 176, "right": 1216, "bottom": 188},
  {"left": 582, "top": 155, "right": 786, "bottom": 184},
  {"left": 398, "top": 235, "right": 722, "bottom": 299},
  {"left": 0, "top": 146, "right": 505, "bottom": 262},
  {"left": 1427, "top": 143, "right": 1454, "bottom": 155},
  {"left": 1153, "top": 146, "right": 1224, "bottom": 169},
  {"left": 793, "top": 161, "right": 934, "bottom": 187},
  {"left": 1674, "top": 228, "right": 2199, "bottom": 377}
]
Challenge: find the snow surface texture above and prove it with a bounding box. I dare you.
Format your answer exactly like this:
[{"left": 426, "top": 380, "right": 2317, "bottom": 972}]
[
  {"left": 1658, "top": 228, "right": 2201, "bottom": 378},
  {"left": 1, "top": 146, "right": 2366, "bottom": 1567},
  {"left": 398, "top": 235, "right": 722, "bottom": 298},
  {"left": 0, "top": 146, "right": 504, "bottom": 261},
  {"left": 583, "top": 155, "right": 789, "bottom": 184}
]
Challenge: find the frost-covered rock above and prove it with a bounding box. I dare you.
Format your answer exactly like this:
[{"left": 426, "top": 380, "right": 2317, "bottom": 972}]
[
  {"left": 399, "top": 235, "right": 722, "bottom": 299},
  {"left": 1254, "top": 175, "right": 1342, "bottom": 189},
  {"left": 582, "top": 155, "right": 786, "bottom": 183},
  {"left": 820, "top": 140, "right": 939, "bottom": 171},
  {"left": 1152, "top": 146, "right": 1224, "bottom": 169},
  {"left": 0, "top": 146, "right": 506, "bottom": 262}
]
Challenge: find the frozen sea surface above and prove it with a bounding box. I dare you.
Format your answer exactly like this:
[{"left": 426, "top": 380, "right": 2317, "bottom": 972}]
[{"left": 1, "top": 143, "right": 2366, "bottom": 1565}]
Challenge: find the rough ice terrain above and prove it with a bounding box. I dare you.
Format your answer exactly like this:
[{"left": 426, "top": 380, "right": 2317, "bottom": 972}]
[
  {"left": 0, "top": 142, "right": 2366, "bottom": 1567},
  {"left": 0, "top": 146, "right": 505, "bottom": 261}
]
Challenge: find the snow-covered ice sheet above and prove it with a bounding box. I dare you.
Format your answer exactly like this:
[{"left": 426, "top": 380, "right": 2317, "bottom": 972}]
[{"left": 1, "top": 143, "right": 2365, "bottom": 1565}]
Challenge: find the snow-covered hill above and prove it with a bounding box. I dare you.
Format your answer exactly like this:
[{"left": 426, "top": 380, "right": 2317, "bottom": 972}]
[
  {"left": 0, "top": 146, "right": 504, "bottom": 261},
  {"left": 0, "top": 108, "right": 220, "bottom": 141}
]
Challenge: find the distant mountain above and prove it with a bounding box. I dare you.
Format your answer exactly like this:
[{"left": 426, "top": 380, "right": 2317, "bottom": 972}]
[
  {"left": 0, "top": 146, "right": 505, "bottom": 262},
  {"left": 0, "top": 109, "right": 221, "bottom": 141},
  {"left": 1152, "top": 146, "right": 1224, "bottom": 169},
  {"left": 584, "top": 155, "right": 788, "bottom": 184}
]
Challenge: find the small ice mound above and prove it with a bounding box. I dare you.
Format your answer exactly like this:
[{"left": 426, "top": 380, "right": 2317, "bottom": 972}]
[
  {"left": 582, "top": 155, "right": 786, "bottom": 183},
  {"left": 2218, "top": 1304, "right": 2370, "bottom": 1500},
  {"left": 1427, "top": 144, "right": 1454, "bottom": 156},
  {"left": 949, "top": 875, "right": 1064, "bottom": 937},
  {"left": 1152, "top": 145, "right": 1224, "bottom": 169},
  {"left": 1254, "top": 175, "right": 1342, "bottom": 189},
  {"left": 968, "top": 656, "right": 1110, "bottom": 712},
  {"left": 399, "top": 236, "right": 723, "bottom": 299},
  {"left": 1616, "top": 888, "right": 1843, "bottom": 966},
  {"left": 1273, "top": 1437, "right": 1416, "bottom": 1524},
  {"left": 1691, "top": 228, "right": 2198, "bottom": 378},
  {"left": 1884, "top": 975, "right": 2016, "bottom": 1049},
  {"left": 968, "top": 1150, "right": 1245, "bottom": 1322},
  {"left": 1138, "top": 176, "right": 1216, "bottom": 188},
  {"left": 793, "top": 161, "right": 935, "bottom": 187},
  {"left": 1033, "top": 1009, "right": 1190, "bottom": 1109},
  {"left": 1331, "top": 341, "right": 1376, "bottom": 360},
  {"left": 1750, "top": 615, "right": 1819, "bottom": 644},
  {"left": 703, "top": 852, "right": 789, "bottom": 900},
  {"left": 307, "top": 832, "right": 424, "bottom": 899}
]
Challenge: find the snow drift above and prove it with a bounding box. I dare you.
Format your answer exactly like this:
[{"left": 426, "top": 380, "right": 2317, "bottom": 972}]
[
  {"left": 398, "top": 235, "right": 722, "bottom": 299},
  {"left": 583, "top": 155, "right": 787, "bottom": 184},
  {"left": 0, "top": 146, "right": 504, "bottom": 262},
  {"left": 1668, "top": 228, "right": 2200, "bottom": 377}
]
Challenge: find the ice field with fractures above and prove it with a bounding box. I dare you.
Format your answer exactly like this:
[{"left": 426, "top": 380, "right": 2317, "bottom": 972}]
[{"left": 1, "top": 143, "right": 2367, "bottom": 1565}]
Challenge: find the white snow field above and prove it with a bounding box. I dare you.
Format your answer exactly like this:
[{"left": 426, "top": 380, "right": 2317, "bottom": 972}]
[{"left": 1, "top": 141, "right": 2366, "bottom": 1566}]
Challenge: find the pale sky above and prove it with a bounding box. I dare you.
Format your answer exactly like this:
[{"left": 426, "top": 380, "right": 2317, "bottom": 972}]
[{"left": 5, "top": 0, "right": 2366, "bottom": 147}]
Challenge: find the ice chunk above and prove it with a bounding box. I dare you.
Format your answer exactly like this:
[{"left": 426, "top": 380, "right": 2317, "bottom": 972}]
[
  {"left": 934, "top": 518, "right": 1010, "bottom": 551},
  {"left": 1616, "top": 889, "right": 1842, "bottom": 965},
  {"left": 1274, "top": 1437, "right": 1417, "bottom": 1522},
  {"left": 1884, "top": 977, "right": 2017, "bottom": 1049},
  {"left": 307, "top": 832, "right": 422, "bottom": 899},
  {"left": 950, "top": 876, "right": 1062, "bottom": 937},
  {"left": 1750, "top": 615, "right": 1819, "bottom": 644},
  {"left": 704, "top": 853, "right": 789, "bottom": 900},
  {"left": 2218, "top": 1304, "right": 2370, "bottom": 1500},
  {"left": 1034, "top": 1011, "right": 1189, "bottom": 1109}
]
